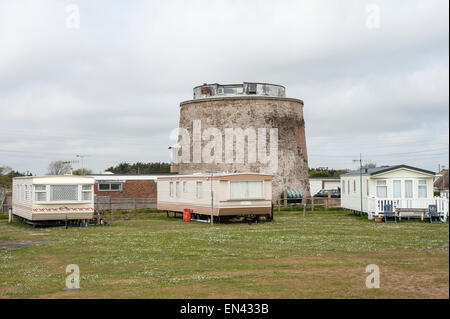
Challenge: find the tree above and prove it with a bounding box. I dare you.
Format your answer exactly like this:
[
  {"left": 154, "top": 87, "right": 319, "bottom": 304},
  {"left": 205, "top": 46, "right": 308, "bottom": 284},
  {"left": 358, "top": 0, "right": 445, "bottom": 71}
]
[
  {"left": 0, "top": 166, "right": 28, "bottom": 189},
  {"left": 308, "top": 167, "right": 350, "bottom": 178},
  {"left": 72, "top": 168, "right": 93, "bottom": 175},
  {"left": 105, "top": 162, "right": 171, "bottom": 174},
  {"left": 0, "top": 166, "right": 12, "bottom": 175},
  {"left": 47, "top": 161, "right": 72, "bottom": 175}
]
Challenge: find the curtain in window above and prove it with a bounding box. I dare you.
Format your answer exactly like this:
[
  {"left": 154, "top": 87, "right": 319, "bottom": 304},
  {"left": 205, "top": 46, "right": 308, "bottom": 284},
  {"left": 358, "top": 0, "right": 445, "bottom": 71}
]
[
  {"left": 376, "top": 181, "right": 387, "bottom": 198},
  {"left": 230, "top": 181, "right": 263, "bottom": 199},
  {"left": 393, "top": 180, "right": 401, "bottom": 198},
  {"left": 418, "top": 180, "right": 427, "bottom": 198},
  {"left": 196, "top": 182, "right": 203, "bottom": 199},
  {"left": 35, "top": 185, "right": 47, "bottom": 201},
  {"left": 230, "top": 182, "right": 247, "bottom": 199},
  {"left": 248, "top": 181, "right": 263, "bottom": 198},
  {"left": 405, "top": 180, "right": 413, "bottom": 198}
]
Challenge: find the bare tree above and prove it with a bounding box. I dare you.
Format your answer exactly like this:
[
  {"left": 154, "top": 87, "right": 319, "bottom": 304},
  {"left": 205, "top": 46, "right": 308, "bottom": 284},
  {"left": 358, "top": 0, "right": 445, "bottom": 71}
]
[{"left": 47, "top": 161, "right": 72, "bottom": 175}]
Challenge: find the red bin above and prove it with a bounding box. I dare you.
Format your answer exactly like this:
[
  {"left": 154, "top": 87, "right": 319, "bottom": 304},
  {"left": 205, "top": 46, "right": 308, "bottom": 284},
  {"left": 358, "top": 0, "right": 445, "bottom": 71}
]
[{"left": 183, "top": 209, "right": 191, "bottom": 222}]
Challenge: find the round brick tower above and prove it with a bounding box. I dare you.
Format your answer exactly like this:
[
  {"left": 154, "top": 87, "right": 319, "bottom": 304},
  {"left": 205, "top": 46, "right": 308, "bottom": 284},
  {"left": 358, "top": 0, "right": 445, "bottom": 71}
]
[{"left": 174, "top": 82, "right": 310, "bottom": 199}]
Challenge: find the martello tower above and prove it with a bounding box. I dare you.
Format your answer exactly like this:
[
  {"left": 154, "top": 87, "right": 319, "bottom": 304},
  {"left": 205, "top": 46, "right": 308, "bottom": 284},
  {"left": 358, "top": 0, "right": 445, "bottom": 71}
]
[{"left": 173, "top": 82, "right": 310, "bottom": 198}]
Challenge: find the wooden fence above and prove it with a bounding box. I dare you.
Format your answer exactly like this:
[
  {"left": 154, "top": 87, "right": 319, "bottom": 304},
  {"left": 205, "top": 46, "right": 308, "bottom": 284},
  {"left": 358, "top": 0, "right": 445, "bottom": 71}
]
[
  {"left": 274, "top": 196, "right": 341, "bottom": 212},
  {"left": 95, "top": 196, "right": 157, "bottom": 212}
]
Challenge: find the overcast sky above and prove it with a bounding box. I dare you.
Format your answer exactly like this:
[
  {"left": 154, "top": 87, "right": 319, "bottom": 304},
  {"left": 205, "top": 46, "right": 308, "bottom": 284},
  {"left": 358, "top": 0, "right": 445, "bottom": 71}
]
[{"left": 0, "top": 0, "right": 448, "bottom": 175}]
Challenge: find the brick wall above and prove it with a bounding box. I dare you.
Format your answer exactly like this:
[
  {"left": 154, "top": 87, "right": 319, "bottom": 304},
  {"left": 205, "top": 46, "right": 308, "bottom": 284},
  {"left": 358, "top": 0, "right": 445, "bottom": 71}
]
[{"left": 94, "top": 180, "right": 157, "bottom": 199}]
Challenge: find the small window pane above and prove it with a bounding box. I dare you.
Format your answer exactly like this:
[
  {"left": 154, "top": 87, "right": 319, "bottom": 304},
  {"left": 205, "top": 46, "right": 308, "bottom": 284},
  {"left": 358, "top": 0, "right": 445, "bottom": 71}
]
[
  {"left": 405, "top": 180, "right": 413, "bottom": 198},
  {"left": 418, "top": 180, "right": 427, "bottom": 198},
  {"left": 248, "top": 181, "right": 263, "bottom": 198},
  {"left": 393, "top": 180, "right": 401, "bottom": 198},
  {"left": 82, "top": 191, "right": 92, "bottom": 201},
  {"left": 36, "top": 192, "right": 46, "bottom": 201},
  {"left": 99, "top": 184, "right": 110, "bottom": 190},
  {"left": 110, "top": 183, "right": 121, "bottom": 190},
  {"left": 82, "top": 185, "right": 92, "bottom": 191},
  {"left": 196, "top": 182, "right": 203, "bottom": 199},
  {"left": 35, "top": 185, "right": 46, "bottom": 191}
]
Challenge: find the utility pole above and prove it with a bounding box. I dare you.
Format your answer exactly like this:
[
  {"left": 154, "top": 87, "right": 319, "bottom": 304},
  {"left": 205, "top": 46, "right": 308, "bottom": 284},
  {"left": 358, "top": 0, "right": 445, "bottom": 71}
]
[
  {"left": 76, "top": 155, "right": 85, "bottom": 170},
  {"left": 353, "top": 153, "right": 363, "bottom": 216}
]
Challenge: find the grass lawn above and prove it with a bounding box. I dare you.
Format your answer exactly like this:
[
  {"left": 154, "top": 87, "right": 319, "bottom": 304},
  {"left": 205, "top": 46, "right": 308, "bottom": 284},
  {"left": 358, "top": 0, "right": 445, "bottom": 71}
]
[{"left": 0, "top": 210, "right": 448, "bottom": 299}]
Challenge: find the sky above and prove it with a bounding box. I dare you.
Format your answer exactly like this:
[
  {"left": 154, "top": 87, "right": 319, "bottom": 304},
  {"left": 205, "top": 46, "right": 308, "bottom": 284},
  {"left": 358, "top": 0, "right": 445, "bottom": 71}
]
[{"left": 0, "top": 0, "right": 448, "bottom": 175}]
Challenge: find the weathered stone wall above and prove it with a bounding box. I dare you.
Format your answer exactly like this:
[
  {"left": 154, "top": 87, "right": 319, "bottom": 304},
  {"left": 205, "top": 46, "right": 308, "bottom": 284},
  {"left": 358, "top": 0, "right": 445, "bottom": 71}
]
[{"left": 177, "top": 96, "right": 310, "bottom": 199}]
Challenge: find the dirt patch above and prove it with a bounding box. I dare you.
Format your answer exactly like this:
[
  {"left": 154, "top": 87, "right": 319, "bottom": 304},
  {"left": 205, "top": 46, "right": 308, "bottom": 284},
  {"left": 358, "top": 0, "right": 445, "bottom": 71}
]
[{"left": 0, "top": 240, "right": 50, "bottom": 251}]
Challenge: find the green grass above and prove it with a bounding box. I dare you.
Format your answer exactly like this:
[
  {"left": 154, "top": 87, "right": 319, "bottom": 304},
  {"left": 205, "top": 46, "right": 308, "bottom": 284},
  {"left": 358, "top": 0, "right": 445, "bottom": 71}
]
[{"left": 0, "top": 210, "right": 448, "bottom": 298}]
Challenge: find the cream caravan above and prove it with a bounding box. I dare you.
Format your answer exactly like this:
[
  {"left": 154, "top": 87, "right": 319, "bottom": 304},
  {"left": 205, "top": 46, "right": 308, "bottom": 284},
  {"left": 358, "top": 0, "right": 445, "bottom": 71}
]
[
  {"left": 12, "top": 175, "right": 95, "bottom": 224},
  {"left": 157, "top": 173, "right": 273, "bottom": 222}
]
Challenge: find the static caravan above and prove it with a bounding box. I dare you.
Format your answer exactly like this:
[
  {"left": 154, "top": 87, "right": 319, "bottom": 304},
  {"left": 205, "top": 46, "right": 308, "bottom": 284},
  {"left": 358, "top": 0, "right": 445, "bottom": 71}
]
[
  {"left": 157, "top": 173, "right": 273, "bottom": 221},
  {"left": 340, "top": 165, "right": 449, "bottom": 220},
  {"left": 12, "top": 175, "right": 95, "bottom": 224}
]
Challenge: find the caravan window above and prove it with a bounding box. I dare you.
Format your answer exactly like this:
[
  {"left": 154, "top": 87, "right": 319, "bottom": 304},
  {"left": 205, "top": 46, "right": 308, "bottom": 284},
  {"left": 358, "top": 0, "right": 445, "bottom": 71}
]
[
  {"left": 366, "top": 180, "right": 369, "bottom": 196},
  {"left": 196, "top": 182, "right": 203, "bottom": 199},
  {"left": 35, "top": 185, "right": 47, "bottom": 201},
  {"left": 176, "top": 182, "right": 180, "bottom": 198},
  {"left": 376, "top": 180, "right": 387, "bottom": 198},
  {"left": 50, "top": 185, "right": 78, "bottom": 201},
  {"left": 405, "top": 180, "right": 413, "bottom": 198},
  {"left": 169, "top": 182, "right": 174, "bottom": 197},
  {"left": 393, "top": 180, "right": 401, "bottom": 198},
  {"left": 230, "top": 181, "right": 264, "bottom": 199},
  {"left": 82, "top": 185, "right": 93, "bottom": 201},
  {"left": 418, "top": 180, "right": 427, "bottom": 198}
]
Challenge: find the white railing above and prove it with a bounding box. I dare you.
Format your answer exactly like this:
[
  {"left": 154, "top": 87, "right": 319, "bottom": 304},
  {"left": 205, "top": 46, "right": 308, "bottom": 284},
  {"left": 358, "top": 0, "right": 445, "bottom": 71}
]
[{"left": 368, "top": 196, "right": 449, "bottom": 221}]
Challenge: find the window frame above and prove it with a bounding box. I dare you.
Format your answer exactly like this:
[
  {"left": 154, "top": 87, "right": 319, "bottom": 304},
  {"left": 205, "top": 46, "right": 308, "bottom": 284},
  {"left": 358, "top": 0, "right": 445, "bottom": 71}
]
[
  {"left": 229, "top": 180, "right": 264, "bottom": 200},
  {"left": 366, "top": 180, "right": 369, "bottom": 196},
  {"left": 393, "top": 180, "right": 402, "bottom": 198},
  {"left": 196, "top": 181, "right": 203, "bottom": 199},
  {"left": 405, "top": 180, "right": 413, "bottom": 198},
  {"left": 81, "top": 184, "right": 93, "bottom": 201},
  {"left": 376, "top": 180, "right": 387, "bottom": 198},
  {"left": 34, "top": 185, "right": 47, "bottom": 202},
  {"left": 169, "top": 182, "right": 174, "bottom": 197},
  {"left": 50, "top": 184, "right": 79, "bottom": 202},
  {"left": 418, "top": 179, "right": 427, "bottom": 199},
  {"left": 98, "top": 182, "right": 123, "bottom": 192}
]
